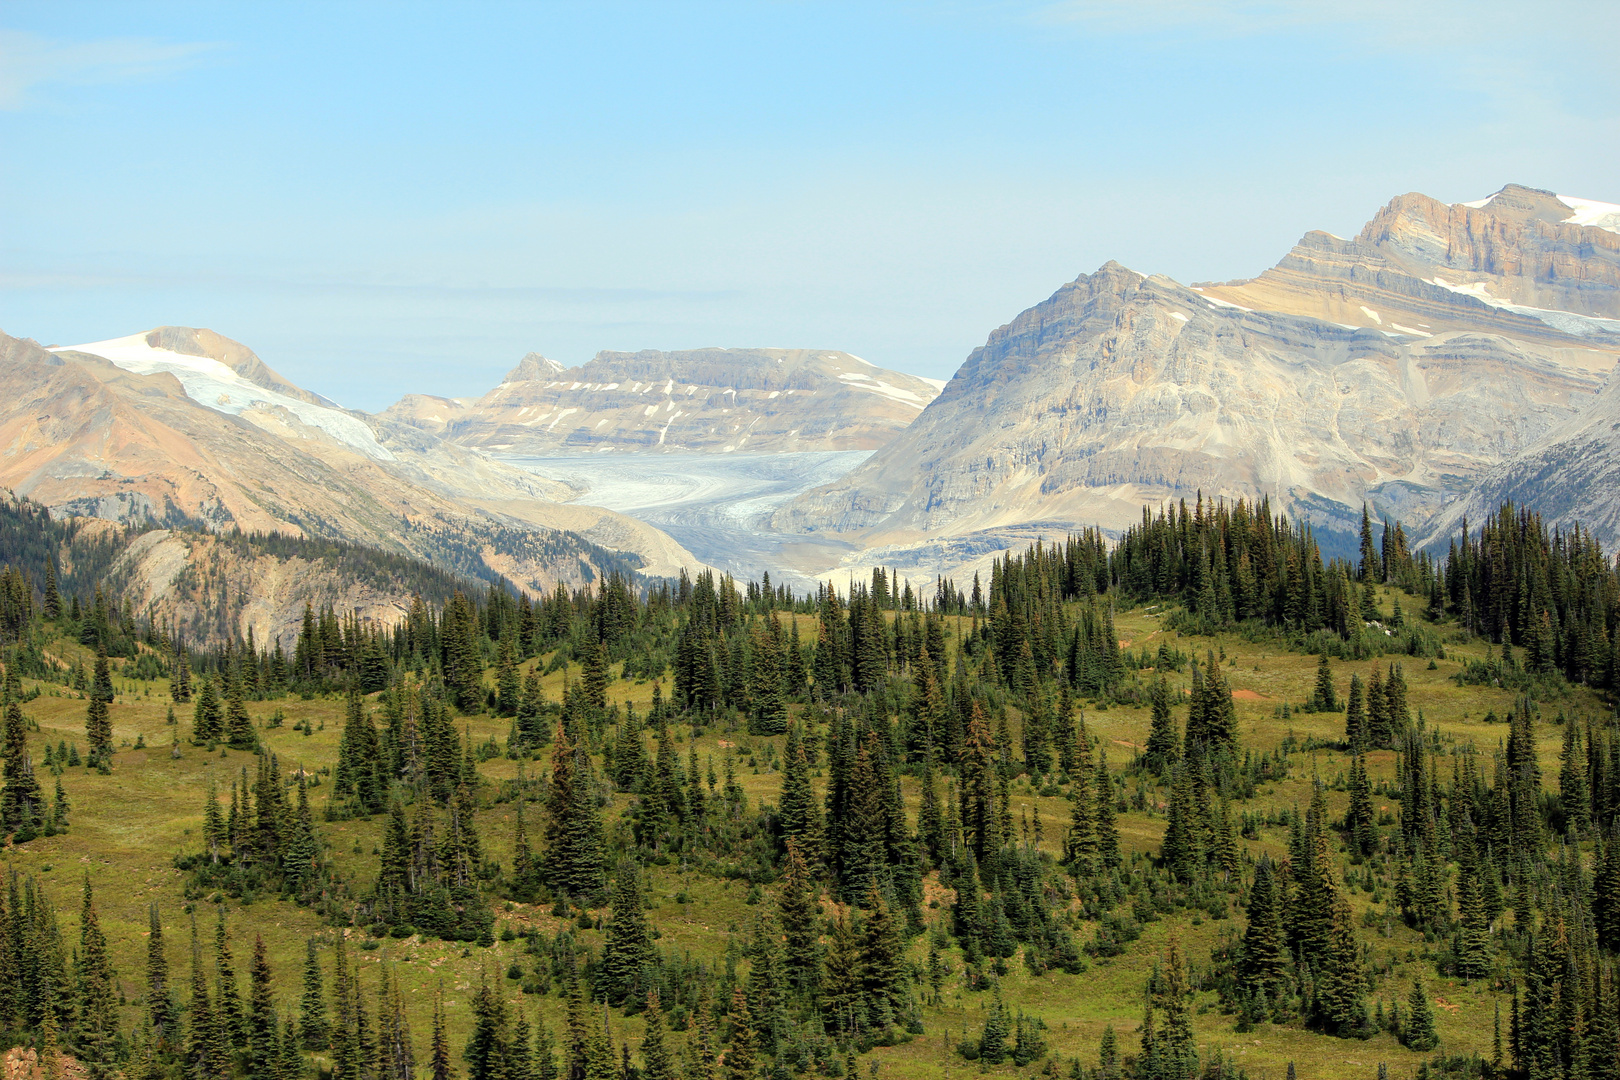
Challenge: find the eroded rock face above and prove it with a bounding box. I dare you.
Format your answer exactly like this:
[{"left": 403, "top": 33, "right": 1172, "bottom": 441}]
[
  {"left": 382, "top": 348, "right": 941, "bottom": 454},
  {"left": 1421, "top": 363, "right": 1620, "bottom": 552},
  {"left": 775, "top": 186, "right": 1620, "bottom": 550}
]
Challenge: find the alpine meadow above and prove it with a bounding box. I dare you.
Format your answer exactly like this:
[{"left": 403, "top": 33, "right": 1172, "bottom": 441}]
[{"left": 6, "top": 5, "right": 1620, "bottom": 1080}]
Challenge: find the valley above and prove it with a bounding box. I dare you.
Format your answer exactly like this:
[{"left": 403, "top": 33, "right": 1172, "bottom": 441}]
[{"left": 501, "top": 451, "right": 871, "bottom": 587}]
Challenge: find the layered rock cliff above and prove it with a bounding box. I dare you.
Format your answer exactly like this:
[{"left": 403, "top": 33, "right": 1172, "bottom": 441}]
[
  {"left": 1200, "top": 185, "right": 1620, "bottom": 339},
  {"left": 383, "top": 347, "right": 942, "bottom": 454}
]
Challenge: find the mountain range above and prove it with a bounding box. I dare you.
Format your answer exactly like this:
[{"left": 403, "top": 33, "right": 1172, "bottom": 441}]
[
  {"left": 382, "top": 347, "right": 941, "bottom": 454},
  {"left": 773, "top": 184, "right": 1620, "bottom": 564},
  {"left": 8, "top": 181, "right": 1620, "bottom": 614},
  {"left": 0, "top": 327, "right": 696, "bottom": 635}
]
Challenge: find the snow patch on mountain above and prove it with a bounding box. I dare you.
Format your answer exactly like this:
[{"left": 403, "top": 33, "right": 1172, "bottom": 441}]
[
  {"left": 52, "top": 334, "right": 394, "bottom": 461},
  {"left": 1557, "top": 195, "right": 1620, "bottom": 235}
]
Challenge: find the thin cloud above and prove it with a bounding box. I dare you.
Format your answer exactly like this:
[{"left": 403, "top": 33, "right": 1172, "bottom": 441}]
[
  {"left": 1035, "top": 0, "right": 1614, "bottom": 46},
  {"left": 0, "top": 28, "right": 218, "bottom": 110}
]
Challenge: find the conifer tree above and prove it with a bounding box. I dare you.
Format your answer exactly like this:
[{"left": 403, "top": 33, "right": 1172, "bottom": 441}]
[
  {"left": 858, "top": 888, "right": 904, "bottom": 1028},
  {"left": 1160, "top": 765, "right": 1204, "bottom": 882},
  {"left": 1063, "top": 752, "right": 1094, "bottom": 871},
  {"left": 496, "top": 635, "right": 521, "bottom": 718},
  {"left": 1312, "top": 653, "right": 1338, "bottom": 712},
  {"left": 39, "top": 995, "right": 62, "bottom": 1080},
  {"left": 777, "top": 725, "right": 822, "bottom": 862},
  {"left": 216, "top": 907, "right": 246, "bottom": 1049},
  {"left": 1559, "top": 720, "right": 1591, "bottom": 833},
  {"left": 723, "top": 987, "right": 757, "bottom": 1080},
  {"left": 978, "top": 991, "right": 1011, "bottom": 1064},
  {"left": 1097, "top": 1024, "right": 1120, "bottom": 1080},
  {"left": 302, "top": 938, "right": 328, "bottom": 1051},
  {"left": 545, "top": 729, "right": 608, "bottom": 902},
  {"left": 1454, "top": 856, "right": 1490, "bottom": 979},
  {"left": 1347, "top": 752, "right": 1376, "bottom": 855},
  {"left": 1365, "top": 667, "right": 1390, "bottom": 749},
  {"left": 146, "top": 904, "right": 175, "bottom": 1048},
  {"left": 778, "top": 839, "right": 821, "bottom": 993},
  {"left": 1359, "top": 505, "right": 1379, "bottom": 582},
  {"left": 464, "top": 976, "right": 512, "bottom": 1080},
  {"left": 640, "top": 991, "right": 675, "bottom": 1080},
  {"left": 171, "top": 647, "right": 192, "bottom": 704},
  {"left": 43, "top": 561, "right": 60, "bottom": 620},
  {"left": 959, "top": 703, "right": 999, "bottom": 868},
  {"left": 1316, "top": 894, "right": 1365, "bottom": 1035},
  {"left": 1155, "top": 937, "right": 1198, "bottom": 1080},
  {"left": 600, "top": 861, "right": 655, "bottom": 1006},
  {"left": 75, "top": 877, "right": 118, "bottom": 1076},
  {"left": 1, "top": 694, "right": 42, "bottom": 832},
  {"left": 187, "top": 916, "right": 225, "bottom": 1080},
  {"left": 1144, "top": 675, "right": 1179, "bottom": 772},
  {"left": 1344, "top": 673, "right": 1366, "bottom": 748},
  {"left": 917, "top": 757, "right": 944, "bottom": 866},
  {"left": 85, "top": 647, "right": 113, "bottom": 758},
  {"left": 378, "top": 964, "right": 415, "bottom": 1080},
  {"left": 1240, "top": 856, "right": 1287, "bottom": 1003},
  {"left": 248, "top": 935, "right": 278, "bottom": 1077},
  {"left": 193, "top": 675, "right": 223, "bottom": 744},
  {"left": 1094, "top": 747, "right": 1121, "bottom": 869},
  {"left": 429, "top": 985, "right": 454, "bottom": 1080},
  {"left": 225, "top": 670, "right": 257, "bottom": 752},
  {"left": 1403, "top": 979, "right": 1438, "bottom": 1051}
]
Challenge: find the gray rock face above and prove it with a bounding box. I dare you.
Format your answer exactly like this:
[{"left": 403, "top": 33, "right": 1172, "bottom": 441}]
[
  {"left": 774, "top": 186, "right": 1620, "bottom": 551},
  {"left": 382, "top": 347, "right": 940, "bottom": 454},
  {"left": 1420, "top": 364, "right": 1620, "bottom": 551}
]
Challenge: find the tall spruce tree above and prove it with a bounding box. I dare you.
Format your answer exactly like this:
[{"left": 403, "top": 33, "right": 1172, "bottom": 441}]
[
  {"left": 85, "top": 647, "right": 113, "bottom": 758},
  {"left": 146, "top": 904, "right": 175, "bottom": 1048},
  {"left": 1403, "top": 979, "right": 1438, "bottom": 1051},
  {"left": 600, "top": 861, "right": 655, "bottom": 1006},
  {"left": 75, "top": 877, "right": 118, "bottom": 1077}
]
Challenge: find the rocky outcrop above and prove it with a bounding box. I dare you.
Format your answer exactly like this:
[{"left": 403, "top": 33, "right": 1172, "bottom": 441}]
[
  {"left": 775, "top": 186, "right": 1620, "bottom": 552},
  {"left": 382, "top": 347, "right": 941, "bottom": 454}
]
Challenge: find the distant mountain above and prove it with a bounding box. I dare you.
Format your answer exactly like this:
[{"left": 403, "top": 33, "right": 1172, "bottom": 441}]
[
  {"left": 774, "top": 186, "right": 1620, "bottom": 559},
  {"left": 0, "top": 327, "right": 703, "bottom": 596},
  {"left": 382, "top": 347, "right": 943, "bottom": 454}
]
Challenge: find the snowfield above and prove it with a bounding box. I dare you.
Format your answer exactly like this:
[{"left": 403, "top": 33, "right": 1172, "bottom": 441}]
[{"left": 51, "top": 334, "right": 394, "bottom": 461}]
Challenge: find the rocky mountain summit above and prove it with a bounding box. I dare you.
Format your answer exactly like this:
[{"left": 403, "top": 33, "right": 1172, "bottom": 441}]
[
  {"left": 774, "top": 186, "right": 1620, "bottom": 556},
  {"left": 1200, "top": 185, "right": 1620, "bottom": 340},
  {"left": 383, "top": 347, "right": 942, "bottom": 454}
]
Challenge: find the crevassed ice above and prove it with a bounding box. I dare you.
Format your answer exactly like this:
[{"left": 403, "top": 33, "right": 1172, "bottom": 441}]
[{"left": 51, "top": 334, "right": 394, "bottom": 461}]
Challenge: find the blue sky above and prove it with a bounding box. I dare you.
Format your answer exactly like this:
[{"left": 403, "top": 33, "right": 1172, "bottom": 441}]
[{"left": 2, "top": 1, "right": 1616, "bottom": 410}]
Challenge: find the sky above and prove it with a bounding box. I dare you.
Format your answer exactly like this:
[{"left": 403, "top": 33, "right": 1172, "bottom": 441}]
[{"left": 2, "top": 1, "right": 1617, "bottom": 411}]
